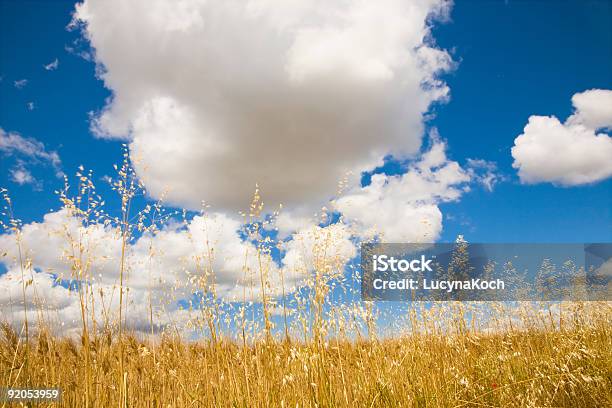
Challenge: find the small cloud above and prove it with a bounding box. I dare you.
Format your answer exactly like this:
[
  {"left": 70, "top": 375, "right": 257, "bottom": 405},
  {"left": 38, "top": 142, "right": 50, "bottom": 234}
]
[
  {"left": 9, "top": 162, "right": 40, "bottom": 190},
  {"left": 466, "top": 158, "right": 504, "bottom": 192},
  {"left": 0, "top": 128, "right": 62, "bottom": 178},
  {"left": 43, "top": 58, "right": 59, "bottom": 71},
  {"left": 64, "top": 38, "right": 93, "bottom": 61},
  {"left": 14, "top": 79, "right": 28, "bottom": 89},
  {"left": 26, "top": 102, "right": 35, "bottom": 111},
  {"left": 10, "top": 167, "right": 34, "bottom": 185}
]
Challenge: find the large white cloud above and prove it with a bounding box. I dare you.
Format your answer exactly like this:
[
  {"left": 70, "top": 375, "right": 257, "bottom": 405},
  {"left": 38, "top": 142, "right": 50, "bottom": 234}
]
[
  {"left": 72, "top": 0, "right": 453, "bottom": 211},
  {"left": 511, "top": 89, "right": 612, "bottom": 186},
  {"left": 0, "top": 205, "right": 357, "bottom": 335},
  {"left": 0, "top": 208, "right": 285, "bottom": 295}
]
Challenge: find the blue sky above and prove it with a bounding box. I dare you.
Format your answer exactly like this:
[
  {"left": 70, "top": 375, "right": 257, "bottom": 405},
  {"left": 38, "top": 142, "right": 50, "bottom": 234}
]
[
  {"left": 0, "top": 0, "right": 611, "bottom": 340},
  {"left": 1, "top": 0, "right": 611, "bottom": 244},
  {"left": 433, "top": 0, "right": 612, "bottom": 242}
]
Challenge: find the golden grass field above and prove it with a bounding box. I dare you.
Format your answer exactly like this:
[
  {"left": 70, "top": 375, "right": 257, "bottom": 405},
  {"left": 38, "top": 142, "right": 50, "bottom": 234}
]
[
  {"left": 1, "top": 302, "right": 611, "bottom": 407},
  {"left": 1, "top": 159, "right": 611, "bottom": 407}
]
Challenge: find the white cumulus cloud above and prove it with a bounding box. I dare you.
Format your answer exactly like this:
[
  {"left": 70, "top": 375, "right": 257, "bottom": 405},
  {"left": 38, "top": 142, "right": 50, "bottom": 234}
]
[
  {"left": 511, "top": 89, "right": 612, "bottom": 186},
  {"left": 567, "top": 89, "right": 612, "bottom": 130},
  {"left": 334, "top": 138, "right": 471, "bottom": 242},
  {"left": 0, "top": 205, "right": 355, "bottom": 335},
  {"left": 72, "top": 0, "right": 453, "bottom": 212}
]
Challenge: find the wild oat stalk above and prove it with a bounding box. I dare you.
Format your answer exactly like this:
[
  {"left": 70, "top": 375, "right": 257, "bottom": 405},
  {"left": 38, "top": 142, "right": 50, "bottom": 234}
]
[
  {"left": 110, "top": 146, "right": 144, "bottom": 408},
  {"left": 57, "top": 166, "right": 107, "bottom": 407}
]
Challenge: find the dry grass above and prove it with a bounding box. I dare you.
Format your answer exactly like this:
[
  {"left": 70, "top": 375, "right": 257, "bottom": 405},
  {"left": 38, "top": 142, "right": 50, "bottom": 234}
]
[
  {"left": 0, "top": 303, "right": 610, "bottom": 407},
  {"left": 1, "top": 158, "right": 611, "bottom": 407}
]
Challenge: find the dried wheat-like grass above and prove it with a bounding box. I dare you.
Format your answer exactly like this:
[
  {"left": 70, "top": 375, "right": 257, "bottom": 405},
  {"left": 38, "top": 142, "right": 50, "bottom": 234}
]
[{"left": 1, "top": 159, "right": 610, "bottom": 408}]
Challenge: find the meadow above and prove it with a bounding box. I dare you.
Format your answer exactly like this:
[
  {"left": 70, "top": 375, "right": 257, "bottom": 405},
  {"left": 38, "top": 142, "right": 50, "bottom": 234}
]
[{"left": 0, "top": 156, "right": 610, "bottom": 407}]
